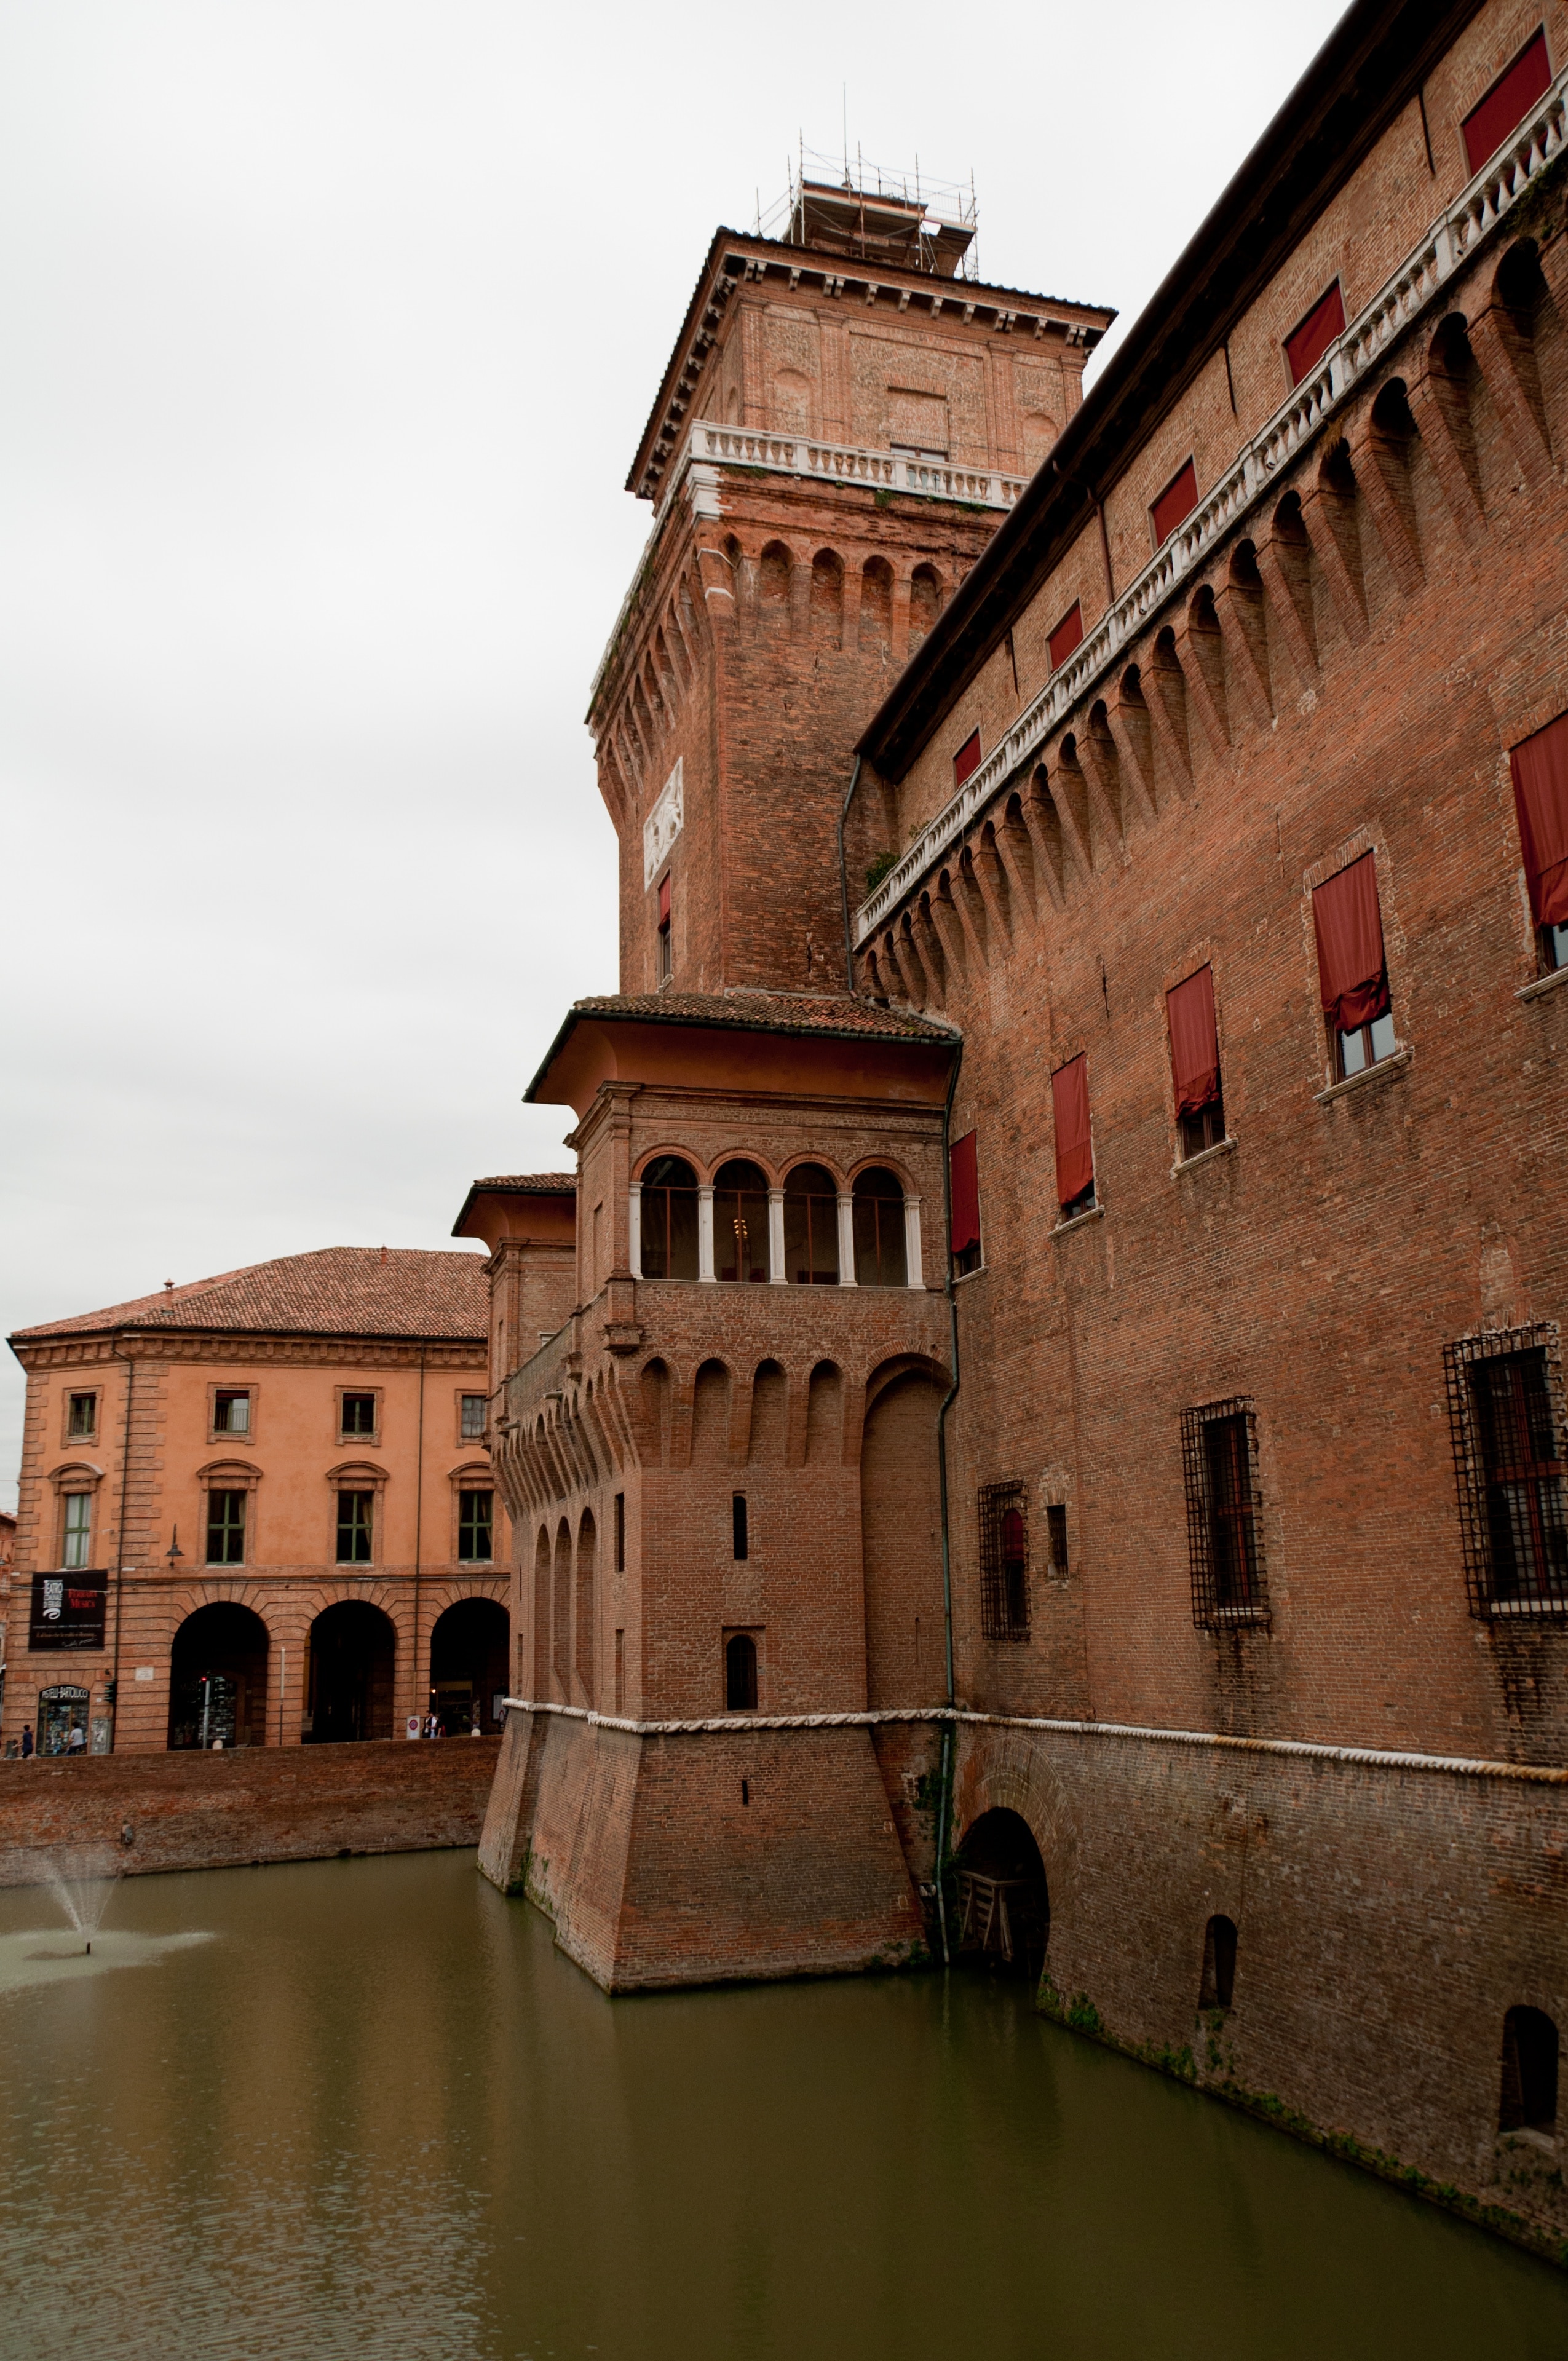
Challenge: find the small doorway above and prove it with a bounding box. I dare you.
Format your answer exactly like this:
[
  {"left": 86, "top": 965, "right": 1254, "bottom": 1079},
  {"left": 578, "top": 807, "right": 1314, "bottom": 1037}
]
[
  {"left": 305, "top": 1601, "right": 395, "bottom": 1742},
  {"left": 168, "top": 1604, "right": 270, "bottom": 1748},
  {"left": 427, "top": 1598, "right": 510, "bottom": 1734},
  {"left": 952, "top": 1808, "right": 1050, "bottom": 1979},
  {"left": 36, "top": 1685, "right": 90, "bottom": 1757}
]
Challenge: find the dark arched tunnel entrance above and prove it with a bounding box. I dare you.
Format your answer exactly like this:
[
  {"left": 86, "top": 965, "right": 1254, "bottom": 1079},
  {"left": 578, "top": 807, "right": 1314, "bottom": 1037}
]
[{"left": 952, "top": 1807, "right": 1050, "bottom": 1979}]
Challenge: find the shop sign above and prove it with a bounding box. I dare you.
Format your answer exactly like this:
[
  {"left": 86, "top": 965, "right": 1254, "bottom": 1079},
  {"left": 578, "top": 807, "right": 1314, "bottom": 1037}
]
[{"left": 30, "top": 1569, "right": 108, "bottom": 1651}]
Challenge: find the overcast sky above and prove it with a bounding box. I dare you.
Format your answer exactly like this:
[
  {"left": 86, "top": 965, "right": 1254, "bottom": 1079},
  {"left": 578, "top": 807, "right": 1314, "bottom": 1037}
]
[{"left": 0, "top": 0, "right": 1350, "bottom": 1506}]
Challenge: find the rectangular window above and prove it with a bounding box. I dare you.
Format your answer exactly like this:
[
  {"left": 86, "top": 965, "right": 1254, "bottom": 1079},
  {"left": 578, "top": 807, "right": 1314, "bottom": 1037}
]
[
  {"left": 213, "top": 1390, "right": 251, "bottom": 1435},
  {"left": 1444, "top": 1326, "right": 1567, "bottom": 1616},
  {"left": 1047, "top": 601, "right": 1083, "bottom": 671},
  {"left": 1182, "top": 1400, "right": 1268, "bottom": 1626},
  {"left": 1312, "top": 851, "right": 1395, "bottom": 1078},
  {"left": 949, "top": 1129, "right": 981, "bottom": 1276},
  {"left": 1510, "top": 711, "right": 1568, "bottom": 974},
  {"left": 205, "top": 1489, "right": 247, "bottom": 1567},
  {"left": 953, "top": 730, "right": 982, "bottom": 789},
  {"left": 1168, "top": 965, "right": 1226, "bottom": 1158},
  {"left": 732, "top": 1493, "right": 748, "bottom": 1562},
  {"left": 1150, "top": 458, "right": 1198, "bottom": 548},
  {"left": 1462, "top": 29, "right": 1551, "bottom": 177},
  {"left": 336, "top": 1489, "right": 373, "bottom": 1565},
  {"left": 61, "top": 1493, "right": 92, "bottom": 1572},
  {"left": 460, "top": 1393, "right": 487, "bottom": 1441},
  {"left": 657, "top": 872, "right": 672, "bottom": 981},
  {"left": 458, "top": 1490, "right": 494, "bottom": 1563},
  {"left": 978, "top": 1481, "right": 1029, "bottom": 1640},
  {"left": 1046, "top": 1503, "right": 1069, "bottom": 1576},
  {"left": 614, "top": 1492, "right": 625, "bottom": 1572},
  {"left": 1051, "top": 1056, "right": 1095, "bottom": 1217},
  {"left": 341, "top": 1392, "right": 377, "bottom": 1438},
  {"left": 66, "top": 1391, "right": 97, "bottom": 1439},
  {"left": 1283, "top": 282, "right": 1346, "bottom": 387}
]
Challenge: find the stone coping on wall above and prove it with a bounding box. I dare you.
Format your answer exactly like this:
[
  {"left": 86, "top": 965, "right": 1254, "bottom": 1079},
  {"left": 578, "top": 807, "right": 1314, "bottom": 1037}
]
[{"left": 499, "top": 1698, "right": 1568, "bottom": 1784}]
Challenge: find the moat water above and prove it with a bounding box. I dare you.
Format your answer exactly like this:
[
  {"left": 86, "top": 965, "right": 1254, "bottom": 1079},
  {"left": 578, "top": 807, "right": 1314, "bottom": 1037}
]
[{"left": 0, "top": 1849, "right": 1564, "bottom": 2360}]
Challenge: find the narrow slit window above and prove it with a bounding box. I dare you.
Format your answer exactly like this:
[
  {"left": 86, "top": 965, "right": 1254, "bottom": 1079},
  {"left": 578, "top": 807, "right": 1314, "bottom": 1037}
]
[
  {"left": 1046, "top": 1503, "right": 1069, "bottom": 1576},
  {"left": 1462, "top": 30, "right": 1551, "bottom": 177},
  {"left": 1312, "top": 852, "right": 1396, "bottom": 1078},
  {"left": 1199, "top": 1915, "right": 1238, "bottom": 2012},
  {"left": 725, "top": 1632, "right": 758, "bottom": 1712},
  {"left": 1509, "top": 711, "right": 1568, "bottom": 975},
  {"left": 732, "top": 1493, "right": 748, "bottom": 1562},
  {"left": 657, "top": 871, "right": 673, "bottom": 981},
  {"left": 614, "top": 1492, "right": 625, "bottom": 1572},
  {"left": 1051, "top": 1056, "right": 1095, "bottom": 1219},
  {"left": 1168, "top": 965, "right": 1226, "bottom": 1158}
]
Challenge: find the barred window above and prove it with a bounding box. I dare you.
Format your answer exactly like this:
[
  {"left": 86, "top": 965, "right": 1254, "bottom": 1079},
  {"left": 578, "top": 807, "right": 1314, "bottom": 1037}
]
[
  {"left": 978, "top": 1481, "right": 1029, "bottom": 1640},
  {"left": 1181, "top": 1400, "right": 1268, "bottom": 1627},
  {"left": 1444, "top": 1326, "right": 1567, "bottom": 1617}
]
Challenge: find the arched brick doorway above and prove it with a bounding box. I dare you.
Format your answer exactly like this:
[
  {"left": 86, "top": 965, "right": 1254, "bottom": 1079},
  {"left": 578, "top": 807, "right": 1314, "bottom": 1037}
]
[
  {"left": 168, "top": 1603, "right": 269, "bottom": 1749},
  {"left": 427, "top": 1597, "right": 510, "bottom": 1734},
  {"left": 305, "top": 1600, "right": 395, "bottom": 1742},
  {"left": 953, "top": 1806, "right": 1050, "bottom": 1979}
]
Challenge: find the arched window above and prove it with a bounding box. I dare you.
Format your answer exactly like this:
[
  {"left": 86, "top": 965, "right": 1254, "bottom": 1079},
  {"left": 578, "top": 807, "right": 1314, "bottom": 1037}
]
[
  {"left": 713, "top": 1160, "right": 770, "bottom": 1283},
  {"left": 640, "top": 1156, "right": 699, "bottom": 1280},
  {"left": 1500, "top": 2006, "right": 1559, "bottom": 2135},
  {"left": 852, "top": 1167, "right": 907, "bottom": 1287},
  {"left": 1199, "top": 1914, "right": 1238, "bottom": 2012},
  {"left": 784, "top": 1163, "right": 839, "bottom": 1285},
  {"left": 725, "top": 1632, "right": 758, "bottom": 1712}
]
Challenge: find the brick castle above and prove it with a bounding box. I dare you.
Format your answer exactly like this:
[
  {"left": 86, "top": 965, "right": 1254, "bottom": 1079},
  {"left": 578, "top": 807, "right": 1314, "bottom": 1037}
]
[{"left": 475, "top": 0, "right": 1568, "bottom": 2256}]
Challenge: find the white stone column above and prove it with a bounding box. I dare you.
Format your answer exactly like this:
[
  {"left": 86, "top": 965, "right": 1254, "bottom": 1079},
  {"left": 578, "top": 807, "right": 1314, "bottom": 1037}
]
[
  {"left": 628, "top": 1185, "right": 642, "bottom": 1280},
  {"left": 904, "top": 1196, "right": 924, "bottom": 1289},
  {"left": 768, "top": 1189, "right": 786, "bottom": 1284},
  {"left": 698, "top": 1187, "right": 716, "bottom": 1283},
  {"left": 837, "top": 1194, "right": 857, "bottom": 1287}
]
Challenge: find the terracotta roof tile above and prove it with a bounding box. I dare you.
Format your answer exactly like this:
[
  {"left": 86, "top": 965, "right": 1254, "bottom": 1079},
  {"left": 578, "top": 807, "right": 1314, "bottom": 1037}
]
[
  {"left": 469, "top": 1173, "right": 577, "bottom": 1192},
  {"left": 567, "top": 991, "right": 957, "bottom": 1043},
  {"left": 10, "top": 1246, "right": 488, "bottom": 1346}
]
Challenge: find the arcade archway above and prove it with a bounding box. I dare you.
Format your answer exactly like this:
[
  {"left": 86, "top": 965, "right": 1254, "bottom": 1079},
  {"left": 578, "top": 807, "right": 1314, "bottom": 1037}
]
[
  {"left": 305, "top": 1600, "right": 395, "bottom": 1742},
  {"left": 427, "top": 1597, "right": 510, "bottom": 1733},
  {"left": 168, "top": 1602, "right": 271, "bottom": 1749},
  {"left": 952, "top": 1807, "right": 1050, "bottom": 1979}
]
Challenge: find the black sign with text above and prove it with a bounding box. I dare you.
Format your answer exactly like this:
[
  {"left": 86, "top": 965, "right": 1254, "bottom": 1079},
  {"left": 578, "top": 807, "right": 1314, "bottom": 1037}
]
[{"left": 29, "top": 1570, "right": 108, "bottom": 1652}]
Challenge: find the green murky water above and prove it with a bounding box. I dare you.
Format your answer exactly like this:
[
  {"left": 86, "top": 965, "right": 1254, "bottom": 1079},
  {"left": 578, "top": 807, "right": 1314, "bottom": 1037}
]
[{"left": 0, "top": 1849, "right": 1563, "bottom": 2359}]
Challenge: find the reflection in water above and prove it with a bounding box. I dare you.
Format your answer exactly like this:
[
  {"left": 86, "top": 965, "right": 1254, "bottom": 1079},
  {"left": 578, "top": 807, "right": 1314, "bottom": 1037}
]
[{"left": 0, "top": 1851, "right": 1563, "bottom": 2361}]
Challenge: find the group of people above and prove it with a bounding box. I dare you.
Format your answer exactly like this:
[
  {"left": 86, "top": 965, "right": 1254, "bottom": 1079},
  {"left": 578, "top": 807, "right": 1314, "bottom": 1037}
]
[{"left": 6, "top": 1720, "right": 86, "bottom": 1759}]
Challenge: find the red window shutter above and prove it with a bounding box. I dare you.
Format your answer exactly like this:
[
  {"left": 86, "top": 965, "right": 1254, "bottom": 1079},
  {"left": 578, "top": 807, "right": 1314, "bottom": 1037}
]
[
  {"left": 657, "top": 873, "right": 671, "bottom": 926},
  {"left": 953, "top": 730, "right": 982, "bottom": 788},
  {"left": 1462, "top": 30, "right": 1551, "bottom": 176},
  {"left": 1312, "top": 852, "right": 1390, "bottom": 1033},
  {"left": 1511, "top": 711, "right": 1568, "bottom": 927},
  {"left": 1167, "top": 966, "right": 1221, "bottom": 1118},
  {"left": 1150, "top": 460, "right": 1198, "bottom": 547},
  {"left": 1048, "top": 602, "right": 1084, "bottom": 671},
  {"left": 949, "top": 1130, "right": 980, "bottom": 1254},
  {"left": 1283, "top": 282, "right": 1347, "bottom": 387},
  {"left": 1051, "top": 1056, "right": 1093, "bottom": 1208}
]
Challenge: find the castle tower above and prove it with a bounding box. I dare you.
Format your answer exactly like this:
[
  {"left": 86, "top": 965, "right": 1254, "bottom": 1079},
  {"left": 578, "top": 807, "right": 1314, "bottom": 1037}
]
[
  {"left": 587, "top": 174, "right": 1113, "bottom": 997},
  {"left": 473, "top": 173, "right": 1114, "bottom": 1990}
]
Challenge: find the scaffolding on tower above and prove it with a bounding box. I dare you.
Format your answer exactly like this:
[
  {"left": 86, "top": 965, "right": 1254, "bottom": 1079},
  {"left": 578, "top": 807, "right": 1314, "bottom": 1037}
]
[{"left": 754, "top": 143, "right": 979, "bottom": 281}]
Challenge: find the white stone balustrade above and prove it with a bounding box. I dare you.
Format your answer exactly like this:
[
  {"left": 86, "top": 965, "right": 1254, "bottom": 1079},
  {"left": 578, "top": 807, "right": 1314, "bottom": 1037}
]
[{"left": 852, "top": 61, "right": 1568, "bottom": 949}]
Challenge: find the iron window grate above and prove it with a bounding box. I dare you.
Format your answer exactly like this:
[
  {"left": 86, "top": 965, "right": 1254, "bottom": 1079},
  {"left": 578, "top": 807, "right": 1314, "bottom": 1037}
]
[
  {"left": 978, "top": 1480, "right": 1030, "bottom": 1641},
  {"left": 1444, "top": 1324, "right": 1567, "bottom": 1618},
  {"left": 1181, "top": 1398, "right": 1269, "bottom": 1629}
]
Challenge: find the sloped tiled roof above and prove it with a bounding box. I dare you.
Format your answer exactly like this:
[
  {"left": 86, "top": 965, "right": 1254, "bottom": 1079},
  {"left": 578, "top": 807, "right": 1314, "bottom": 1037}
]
[
  {"left": 467, "top": 1173, "right": 577, "bottom": 1192},
  {"left": 10, "top": 1247, "right": 489, "bottom": 1347},
  {"left": 566, "top": 992, "right": 957, "bottom": 1043}
]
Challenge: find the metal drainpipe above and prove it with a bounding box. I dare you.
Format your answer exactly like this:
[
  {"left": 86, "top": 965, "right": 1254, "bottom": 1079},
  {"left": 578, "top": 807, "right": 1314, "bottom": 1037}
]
[
  {"left": 108, "top": 1337, "right": 135, "bottom": 1750},
  {"left": 836, "top": 755, "right": 862, "bottom": 992},
  {"left": 412, "top": 1347, "right": 426, "bottom": 1728},
  {"left": 933, "top": 1042, "right": 964, "bottom": 1968}
]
